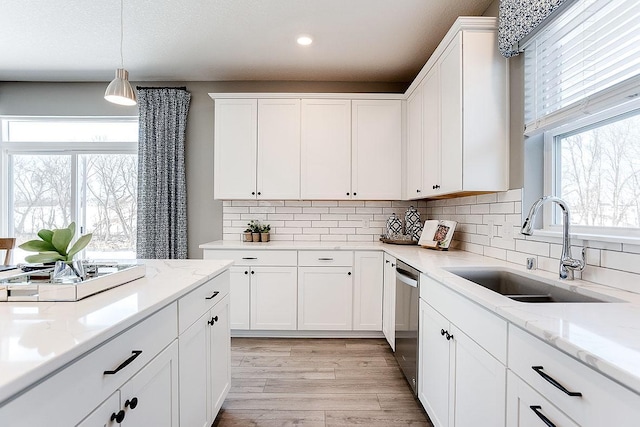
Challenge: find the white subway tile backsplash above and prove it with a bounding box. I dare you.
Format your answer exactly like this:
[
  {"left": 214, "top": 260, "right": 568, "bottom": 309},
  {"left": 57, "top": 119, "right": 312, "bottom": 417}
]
[
  {"left": 601, "top": 250, "right": 640, "bottom": 275},
  {"left": 476, "top": 193, "right": 497, "bottom": 203},
  {"left": 294, "top": 214, "right": 322, "bottom": 220},
  {"left": 497, "top": 189, "right": 522, "bottom": 202},
  {"left": 321, "top": 234, "right": 347, "bottom": 242},
  {"left": 329, "top": 207, "right": 356, "bottom": 214},
  {"left": 322, "top": 214, "right": 348, "bottom": 221},
  {"left": 285, "top": 200, "right": 312, "bottom": 207},
  {"left": 302, "top": 207, "right": 330, "bottom": 214},
  {"left": 312, "top": 201, "right": 339, "bottom": 207},
  {"left": 470, "top": 204, "right": 491, "bottom": 214},
  {"left": 490, "top": 202, "right": 514, "bottom": 214},
  {"left": 515, "top": 239, "right": 550, "bottom": 257},
  {"left": 312, "top": 220, "right": 338, "bottom": 228},
  {"left": 484, "top": 246, "right": 507, "bottom": 261},
  {"left": 267, "top": 213, "right": 294, "bottom": 221},
  {"left": 274, "top": 207, "right": 303, "bottom": 214},
  {"left": 338, "top": 201, "right": 365, "bottom": 207}
]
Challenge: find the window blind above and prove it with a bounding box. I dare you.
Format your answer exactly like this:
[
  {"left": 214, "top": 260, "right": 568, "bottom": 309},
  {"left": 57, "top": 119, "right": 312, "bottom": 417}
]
[{"left": 523, "top": 0, "right": 640, "bottom": 135}]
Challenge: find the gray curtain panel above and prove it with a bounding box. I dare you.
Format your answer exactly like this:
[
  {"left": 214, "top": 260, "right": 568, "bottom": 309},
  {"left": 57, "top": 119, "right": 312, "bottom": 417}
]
[
  {"left": 136, "top": 87, "right": 191, "bottom": 259},
  {"left": 498, "top": 0, "right": 571, "bottom": 58}
]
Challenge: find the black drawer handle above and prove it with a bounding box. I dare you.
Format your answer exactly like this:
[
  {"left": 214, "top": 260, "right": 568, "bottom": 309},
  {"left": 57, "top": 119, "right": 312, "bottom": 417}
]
[
  {"left": 208, "top": 315, "right": 219, "bottom": 325},
  {"left": 111, "top": 410, "right": 125, "bottom": 423},
  {"left": 318, "top": 257, "right": 334, "bottom": 261},
  {"left": 532, "top": 366, "right": 582, "bottom": 397},
  {"left": 242, "top": 257, "right": 257, "bottom": 260},
  {"left": 205, "top": 291, "right": 220, "bottom": 300},
  {"left": 125, "top": 397, "right": 138, "bottom": 409},
  {"left": 529, "top": 406, "right": 556, "bottom": 427},
  {"left": 104, "top": 350, "right": 143, "bottom": 375}
]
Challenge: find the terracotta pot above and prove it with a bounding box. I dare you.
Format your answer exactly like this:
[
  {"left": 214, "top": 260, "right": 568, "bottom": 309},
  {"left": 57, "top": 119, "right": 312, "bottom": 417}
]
[
  {"left": 261, "top": 232, "right": 270, "bottom": 242},
  {"left": 252, "top": 232, "right": 261, "bottom": 242},
  {"left": 243, "top": 232, "right": 252, "bottom": 242}
]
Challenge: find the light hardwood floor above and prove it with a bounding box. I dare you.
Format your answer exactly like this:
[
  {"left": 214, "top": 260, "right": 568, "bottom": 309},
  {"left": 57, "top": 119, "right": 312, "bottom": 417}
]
[{"left": 213, "top": 338, "right": 433, "bottom": 427}]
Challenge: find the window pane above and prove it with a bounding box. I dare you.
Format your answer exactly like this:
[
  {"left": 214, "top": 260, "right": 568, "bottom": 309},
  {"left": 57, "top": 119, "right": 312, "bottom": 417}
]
[
  {"left": 82, "top": 154, "right": 138, "bottom": 260},
  {"left": 558, "top": 110, "right": 640, "bottom": 227},
  {"left": 6, "top": 120, "right": 138, "bottom": 142},
  {"left": 11, "top": 154, "right": 72, "bottom": 263}
]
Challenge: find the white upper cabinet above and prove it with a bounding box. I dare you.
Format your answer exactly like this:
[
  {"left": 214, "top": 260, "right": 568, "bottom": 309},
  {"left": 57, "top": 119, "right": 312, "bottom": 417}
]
[
  {"left": 406, "top": 85, "right": 424, "bottom": 199},
  {"left": 422, "top": 66, "right": 441, "bottom": 197},
  {"left": 214, "top": 99, "right": 257, "bottom": 199},
  {"left": 257, "top": 99, "right": 301, "bottom": 199},
  {"left": 351, "top": 100, "right": 402, "bottom": 200},
  {"left": 301, "top": 99, "right": 352, "bottom": 199}
]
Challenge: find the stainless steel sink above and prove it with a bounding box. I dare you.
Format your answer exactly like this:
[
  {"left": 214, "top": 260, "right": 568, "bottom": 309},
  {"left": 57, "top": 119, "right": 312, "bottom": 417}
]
[{"left": 444, "top": 267, "right": 617, "bottom": 303}]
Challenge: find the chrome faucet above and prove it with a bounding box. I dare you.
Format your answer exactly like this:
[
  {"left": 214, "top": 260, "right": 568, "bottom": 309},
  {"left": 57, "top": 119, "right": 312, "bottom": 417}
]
[{"left": 521, "top": 196, "right": 585, "bottom": 280}]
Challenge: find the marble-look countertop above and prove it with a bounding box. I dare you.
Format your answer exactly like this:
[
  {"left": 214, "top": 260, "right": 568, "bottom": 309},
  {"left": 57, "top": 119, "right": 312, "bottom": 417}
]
[
  {"left": 201, "top": 240, "right": 640, "bottom": 395},
  {"left": 0, "top": 259, "right": 233, "bottom": 405}
]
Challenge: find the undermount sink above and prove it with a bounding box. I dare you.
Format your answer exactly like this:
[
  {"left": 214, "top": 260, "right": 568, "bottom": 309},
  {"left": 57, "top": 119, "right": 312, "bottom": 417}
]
[{"left": 444, "top": 267, "right": 617, "bottom": 303}]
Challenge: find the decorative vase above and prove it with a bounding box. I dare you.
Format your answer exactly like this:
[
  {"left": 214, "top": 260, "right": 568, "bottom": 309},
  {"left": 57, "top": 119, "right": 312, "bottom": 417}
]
[
  {"left": 410, "top": 221, "right": 424, "bottom": 241},
  {"left": 243, "top": 232, "right": 252, "bottom": 242},
  {"left": 261, "top": 232, "right": 270, "bottom": 242},
  {"left": 386, "top": 213, "right": 403, "bottom": 238},
  {"left": 52, "top": 260, "right": 85, "bottom": 283},
  {"left": 404, "top": 206, "right": 421, "bottom": 236},
  {"left": 252, "top": 232, "right": 261, "bottom": 242}
]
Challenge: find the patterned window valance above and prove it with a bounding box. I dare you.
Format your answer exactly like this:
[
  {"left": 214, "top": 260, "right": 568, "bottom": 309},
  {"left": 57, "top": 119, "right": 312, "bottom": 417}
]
[{"left": 498, "top": 0, "right": 572, "bottom": 57}]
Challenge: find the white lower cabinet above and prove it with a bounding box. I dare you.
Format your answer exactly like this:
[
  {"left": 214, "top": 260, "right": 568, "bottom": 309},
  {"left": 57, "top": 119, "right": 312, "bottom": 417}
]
[
  {"left": 250, "top": 266, "right": 298, "bottom": 330},
  {"left": 382, "top": 254, "right": 396, "bottom": 350},
  {"left": 209, "top": 298, "right": 231, "bottom": 417},
  {"left": 353, "top": 251, "right": 383, "bottom": 330},
  {"left": 298, "top": 266, "right": 353, "bottom": 330},
  {"left": 418, "top": 276, "right": 507, "bottom": 427},
  {"left": 77, "top": 392, "right": 120, "bottom": 427},
  {"left": 229, "top": 266, "right": 251, "bottom": 329}
]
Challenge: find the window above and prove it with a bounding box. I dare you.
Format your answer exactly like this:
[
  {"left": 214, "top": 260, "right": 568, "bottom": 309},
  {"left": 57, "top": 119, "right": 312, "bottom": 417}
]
[
  {"left": 523, "top": 0, "right": 640, "bottom": 239},
  {"left": 1, "top": 117, "right": 138, "bottom": 262}
]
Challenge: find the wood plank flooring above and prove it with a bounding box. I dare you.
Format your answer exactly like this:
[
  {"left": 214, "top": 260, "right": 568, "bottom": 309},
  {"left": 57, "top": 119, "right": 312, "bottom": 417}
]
[{"left": 213, "top": 338, "right": 433, "bottom": 427}]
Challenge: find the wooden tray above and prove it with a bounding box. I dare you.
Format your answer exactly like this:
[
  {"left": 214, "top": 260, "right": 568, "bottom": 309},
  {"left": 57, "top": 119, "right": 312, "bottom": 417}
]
[{"left": 379, "top": 237, "right": 418, "bottom": 245}]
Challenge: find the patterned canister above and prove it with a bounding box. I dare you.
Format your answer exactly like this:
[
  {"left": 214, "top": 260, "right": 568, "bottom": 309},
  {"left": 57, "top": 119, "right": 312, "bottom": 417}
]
[
  {"left": 410, "top": 221, "right": 424, "bottom": 241},
  {"left": 386, "top": 213, "right": 403, "bottom": 237},
  {"left": 404, "top": 206, "right": 420, "bottom": 235}
]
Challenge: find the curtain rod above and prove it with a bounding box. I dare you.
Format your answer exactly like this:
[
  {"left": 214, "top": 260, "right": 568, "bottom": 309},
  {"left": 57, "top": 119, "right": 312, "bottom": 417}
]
[{"left": 136, "top": 86, "right": 188, "bottom": 91}]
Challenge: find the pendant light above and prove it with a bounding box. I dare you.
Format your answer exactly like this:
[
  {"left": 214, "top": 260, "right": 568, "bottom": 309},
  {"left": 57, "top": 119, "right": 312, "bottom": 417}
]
[{"left": 105, "top": 0, "right": 136, "bottom": 106}]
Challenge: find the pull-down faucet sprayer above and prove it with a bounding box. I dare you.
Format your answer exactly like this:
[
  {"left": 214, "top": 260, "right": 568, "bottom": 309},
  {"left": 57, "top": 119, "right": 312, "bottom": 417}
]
[{"left": 521, "top": 196, "right": 585, "bottom": 280}]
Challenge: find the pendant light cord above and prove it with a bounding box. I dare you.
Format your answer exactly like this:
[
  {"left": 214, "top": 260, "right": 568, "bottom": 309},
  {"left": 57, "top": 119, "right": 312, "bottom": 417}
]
[{"left": 119, "top": 0, "right": 124, "bottom": 68}]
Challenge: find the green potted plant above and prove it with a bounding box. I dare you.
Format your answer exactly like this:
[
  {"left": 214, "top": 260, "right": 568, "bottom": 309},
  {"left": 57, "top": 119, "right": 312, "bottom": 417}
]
[
  {"left": 243, "top": 227, "right": 253, "bottom": 242},
  {"left": 260, "top": 223, "right": 271, "bottom": 242},
  {"left": 248, "top": 220, "right": 261, "bottom": 242},
  {"left": 19, "top": 222, "right": 92, "bottom": 279}
]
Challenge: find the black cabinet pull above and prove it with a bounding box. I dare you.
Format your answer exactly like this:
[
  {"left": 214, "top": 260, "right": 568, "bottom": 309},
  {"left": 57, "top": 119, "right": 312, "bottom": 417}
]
[
  {"left": 125, "top": 397, "right": 139, "bottom": 410},
  {"left": 242, "top": 257, "right": 257, "bottom": 260},
  {"left": 347, "top": 272, "right": 352, "bottom": 275},
  {"left": 251, "top": 191, "right": 255, "bottom": 195},
  {"left": 353, "top": 192, "right": 357, "bottom": 196},
  {"left": 440, "top": 329, "right": 453, "bottom": 340},
  {"left": 111, "top": 410, "right": 125, "bottom": 423},
  {"left": 205, "top": 291, "right": 220, "bottom": 300},
  {"left": 244, "top": 271, "right": 248, "bottom": 275},
  {"left": 318, "top": 257, "right": 334, "bottom": 261},
  {"left": 441, "top": 329, "right": 446, "bottom": 336},
  {"left": 417, "top": 189, "right": 421, "bottom": 193},
  {"left": 391, "top": 263, "right": 395, "bottom": 267},
  {"left": 532, "top": 366, "right": 582, "bottom": 397},
  {"left": 208, "top": 315, "right": 219, "bottom": 325},
  {"left": 529, "top": 406, "right": 556, "bottom": 427},
  {"left": 104, "top": 350, "right": 143, "bottom": 375},
  {"left": 251, "top": 271, "right": 255, "bottom": 274},
  {"left": 446, "top": 332, "right": 453, "bottom": 341},
  {"left": 385, "top": 260, "right": 390, "bottom": 264},
  {"left": 346, "top": 192, "right": 350, "bottom": 196},
  {"left": 257, "top": 191, "right": 261, "bottom": 195}
]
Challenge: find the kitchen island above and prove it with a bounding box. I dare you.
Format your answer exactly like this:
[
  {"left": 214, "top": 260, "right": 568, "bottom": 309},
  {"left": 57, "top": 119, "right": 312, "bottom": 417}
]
[{"left": 0, "top": 259, "right": 233, "bottom": 426}]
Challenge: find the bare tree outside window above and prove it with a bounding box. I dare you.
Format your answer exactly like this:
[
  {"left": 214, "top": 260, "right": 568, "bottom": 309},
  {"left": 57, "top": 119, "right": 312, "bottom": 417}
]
[{"left": 559, "top": 111, "right": 640, "bottom": 228}]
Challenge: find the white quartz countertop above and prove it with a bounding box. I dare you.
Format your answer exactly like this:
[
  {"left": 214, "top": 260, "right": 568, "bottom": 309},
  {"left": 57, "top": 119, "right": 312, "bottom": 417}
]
[
  {"left": 0, "top": 259, "right": 233, "bottom": 405},
  {"left": 201, "top": 240, "right": 640, "bottom": 395}
]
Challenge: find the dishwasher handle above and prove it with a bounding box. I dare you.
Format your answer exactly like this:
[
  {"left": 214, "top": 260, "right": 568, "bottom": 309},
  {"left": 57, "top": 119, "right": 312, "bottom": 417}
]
[{"left": 396, "top": 269, "right": 418, "bottom": 288}]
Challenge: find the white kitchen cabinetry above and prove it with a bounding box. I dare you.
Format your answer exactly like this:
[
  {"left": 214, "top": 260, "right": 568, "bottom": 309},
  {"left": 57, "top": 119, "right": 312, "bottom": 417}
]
[
  {"left": 507, "top": 325, "right": 640, "bottom": 427},
  {"left": 298, "top": 266, "right": 353, "bottom": 330},
  {"left": 250, "top": 266, "right": 298, "bottom": 330},
  {"left": 351, "top": 100, "right": 402, "bottom": 200},
  {"left": 353, "top": 251, "right": 384, "bottom": 330},
  {"left": 301, "top": 99, "right": 352, "bottom": 199},
  {"left": 405, "top": 18, "right": 508, "bottom": 198},
  {"left": 178, "top": 272, "right": 231, "bottom": 427},
  {"left": 418, "top": 275, "right": 507, "bottom": 427},
  {"left": 77, "top": 392, "right": 120, "bottom": 427},
  {"left": 382, "top": 253, "right": 396, "bottom": 349},
  {"left": 229, "top": 266, "right": 251, "bottom": 329},
  {"left": 406, "top": 85, "right": 424, "bottom": 199},
  {"left": 257, "top": 99, "right": 301, "bottom": 199},
  {"left": 214, "top": 98, "right": 257, "bottom": 199}
]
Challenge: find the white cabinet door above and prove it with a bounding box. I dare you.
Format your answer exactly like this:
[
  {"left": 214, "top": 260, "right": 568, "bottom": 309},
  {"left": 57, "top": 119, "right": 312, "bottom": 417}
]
[
  {"left": 208, "top": 296, "right": 231, "bottom": 420},
  {"left": 301, "top": 99, "right": 352, "bottom": 199},
  {"left": 352, "top": 251, "right": 383, "bottom": 330},
  {"left": 178, "top": 314, "right": 209, "bottom": 427},
  {"left": 229, "top": 266, "right": 251, "bottom": 330},
  {"left": 438, "top": 34, "right": 463, "bottom": 195},
  {"left": 351, "top": 100, "right": 402, "bottom": 200},
  {"left": 120, "top": 341, "right": 179, "bottom": 427},
  {"left": 452, "top": 326, "right": 506, "bottom": 427},
  {"left": 298, "top": 266, "right": 353, "bottom": 330},
  {"left": 214, "top": 99, "right": 257, "bottom": 199},
  {"left": 257, "top": 99, "right": 301, "bottom": 200},
  {"left": 76, "top": 392, "right": 120, "bottom": 427},
  {"left": 419, "top": 300, "right": 451, "bottom": 427},
  {"left": 422, "top": 66, "right": 441, "bottom": 197},
  {"left": 506, "top": 372, "right": 579, "bottom": 427},
  {"left": 250, "top": 266, "right": 298, "bottom": 330},
  {"left": 406, "top": 85, "right": 424, "bottom": 199},
  {"left": 382, "top": 254, "right": 396, "bottom": 350}
]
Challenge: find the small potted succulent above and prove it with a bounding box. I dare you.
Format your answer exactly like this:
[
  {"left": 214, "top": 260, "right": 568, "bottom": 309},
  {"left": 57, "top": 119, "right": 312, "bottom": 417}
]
[
  {"left": 243, "top": 227, "right": 253, "bottom": 242},
  {"left": 260, "top": 223, "right": 271, "bottom": 242},
  {"left": 247, "top": 220, "right": 261, "bottom": 242}
]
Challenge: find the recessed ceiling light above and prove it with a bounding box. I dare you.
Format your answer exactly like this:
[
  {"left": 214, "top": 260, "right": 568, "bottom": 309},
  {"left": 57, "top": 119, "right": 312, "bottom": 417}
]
[{"left": 297, "top": 36, "right": 313, "bottom": 46}]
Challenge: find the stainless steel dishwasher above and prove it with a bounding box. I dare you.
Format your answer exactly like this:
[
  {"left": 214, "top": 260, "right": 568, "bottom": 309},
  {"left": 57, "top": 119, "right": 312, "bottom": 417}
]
[{"left": 394, "top": 260, "right": 420, "bottom": 395}]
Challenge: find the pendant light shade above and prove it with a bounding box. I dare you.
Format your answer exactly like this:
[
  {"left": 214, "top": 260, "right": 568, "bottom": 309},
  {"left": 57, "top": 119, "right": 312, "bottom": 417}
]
[{"left": 104, "top": 68, "right": 137, "bottom": 105}]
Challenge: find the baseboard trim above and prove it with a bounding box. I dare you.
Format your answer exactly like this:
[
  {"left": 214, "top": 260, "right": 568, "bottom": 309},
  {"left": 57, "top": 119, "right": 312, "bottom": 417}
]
[{"left": 231, "top": 329, "right": 386, "bottom": 339}]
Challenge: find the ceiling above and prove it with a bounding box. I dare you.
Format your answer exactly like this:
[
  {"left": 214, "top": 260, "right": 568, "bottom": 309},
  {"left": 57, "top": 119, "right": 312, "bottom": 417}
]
[{"left": 1, "top": 0, "right": 495, "bottom": 83}]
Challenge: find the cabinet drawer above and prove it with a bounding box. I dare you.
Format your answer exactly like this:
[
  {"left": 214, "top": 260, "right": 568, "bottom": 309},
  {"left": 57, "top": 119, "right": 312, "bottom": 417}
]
[
  {"left": 298, "top": 251, "right": 353, "bottom": 266},
  {"left": 204, "top": 249, "right": 297, "bottom": 266},
  {"left": 178, "top": 270, "right": 230, "bottom": 334},
  {"left": 421, "top": 274, "right": 507, "bottom": 363},
  {"left": 509, "top": 325, "right": 640, "bottom": 426},
  {"left": 0, "top": 303, "right": 177, "bottom": 427}
]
